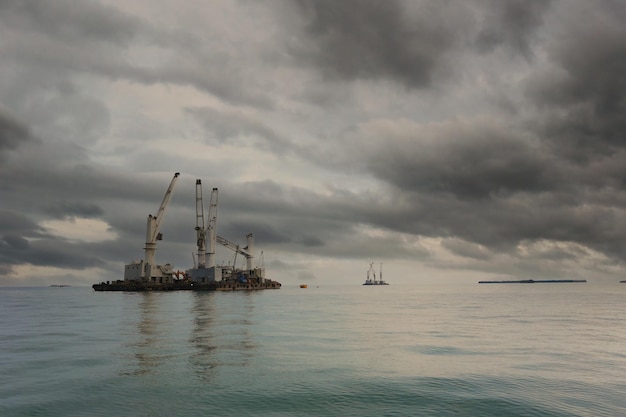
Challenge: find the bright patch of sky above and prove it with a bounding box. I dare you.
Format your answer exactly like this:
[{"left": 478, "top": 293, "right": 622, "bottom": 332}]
[{"left": 41, "top": 218, "right": 118, "bottom": 243}]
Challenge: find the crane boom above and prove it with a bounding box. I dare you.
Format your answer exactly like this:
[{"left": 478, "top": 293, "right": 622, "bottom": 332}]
[
  {"left": 144, "top": 172, "right": 180, "bottom": 272},
  {"left": 195, "top": 179, "right": 207, "bottom": 268},
  {"left": 207, "top": 188, "right": 219, "bottom": 268},
  {"left": 216, "top": 235, "right": 249, "bottom": 256},
  {"left": 216, "top": 233, "right": 255, "bottom": 271},
  {"left": 193, "top": 183, "right": 218, "bottom": 270},
  {"left": 147, "top": 172, "right": 180, "bottom": 243}
]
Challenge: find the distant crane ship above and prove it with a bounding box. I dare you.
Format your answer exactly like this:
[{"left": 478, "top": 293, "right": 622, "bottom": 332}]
[
  {"left": 93, "top": 173, "right": 281, "bottom": 292},
  {"left": 363, "top": 262, "right": 389, "bottom": 285}
]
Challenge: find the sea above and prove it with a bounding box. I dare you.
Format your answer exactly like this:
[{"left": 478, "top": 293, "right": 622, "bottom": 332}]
[{"left": 2, "top": 282, "right": 626, "bottom": 417}]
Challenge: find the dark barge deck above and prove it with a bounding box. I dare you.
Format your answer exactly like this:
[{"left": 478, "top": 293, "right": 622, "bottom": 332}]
[{"left": 93, "top": 280, "right": 282, "bottom": 292}]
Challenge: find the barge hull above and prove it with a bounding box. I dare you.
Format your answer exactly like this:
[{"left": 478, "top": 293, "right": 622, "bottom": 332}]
[
  {"left": 93, "top": 280, "right": 281, "bottom": 292},
  {"left": 478, "top": 279, "right": 587, "bottom": 284}
]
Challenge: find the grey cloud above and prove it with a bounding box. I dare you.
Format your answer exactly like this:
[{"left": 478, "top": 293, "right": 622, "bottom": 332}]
[
  {"left": 0, "top": 207, "right": 122, "bottom": 276},
  {"left": 525, "top": 1, "right": 626, "bottom": 160},
  {"left": 474, "top": 0, "right": 553, "bottom": 56},
  {"left": 185, "top": 106, "right": 293, "bottom": 153},
  {"left": 208, "top": 181, "right": 370, "bottom": 253},
  {"left": 0, "top": 0, "right": 140, "bottom": 46},
  {"left": 0, "top": 210, "right": 46, "bottom": 236},
  {"left": 0, "top": 0, "right": 275, "bottom": 109},
  {"left": 441, "top": 238, "right": 493, "bottom": 260},
  {"left": 350, "top": 118, "right": 556, "bottom": 199},
  {"left": 290, "top": 0, "right": 464, "bottom": 88},
  {"left": 43, "top": 201, "right": 104, "bottom": 219},
  {"left": 288, "top": 0, "right": 554, "bottom": 89},
  {"left": 0, "top": 210, "right": 46, "bottom": 275},
  {"left": 0, "top": 150, "right": 183, "bottom": 211},
  {"left": 1, "top": 234, "right": 30, "bottom": 251},
  {"left": 0, "top": 235, "right": 106, "bottom": 274},
  {"left": 297, "top": 271, "right": 316, "bottom": 282},
  {"left": 29, "top": 239, "right": 105, "bottom": 270},
  {"left": 0, "top": 109, "right": 36, "bottom": 154},
  {"left": 0, "top": 264, "right": 13, "bottom": 276}
]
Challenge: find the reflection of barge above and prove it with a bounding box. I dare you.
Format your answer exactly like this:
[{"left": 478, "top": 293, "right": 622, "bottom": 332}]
[{"left": 93, "top": 173, "right": 281, "bottom": 292}]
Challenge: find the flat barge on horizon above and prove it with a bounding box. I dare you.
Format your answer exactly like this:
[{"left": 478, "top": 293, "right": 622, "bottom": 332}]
[{"left": 478, "top": 279, "right": 587, "bottom": 284}]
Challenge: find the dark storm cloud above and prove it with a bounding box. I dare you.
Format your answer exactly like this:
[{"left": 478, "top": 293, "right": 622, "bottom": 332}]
[
  {"left": 474, "top": 0, "right": 552, "bottom": 56},
  {"left": 0, "top": 210, "right": 45, "bottom": 275},
  {"left": 0, "top": 232, "right": 106, "bottom": 273},
  {"left": 288, "top": 0, "right": 554, "bottom": 89},
  {"left": 0, "top": 190, "right": 158, "bottom": 278},
  {"left": 325, "top": 126, "right": 626, "bottom": 262},
  {"left": 0, "top": 109, "right": 36, "bottom": 154},
  {"left": 211, "top": 171, "right": 626, "bottom": 263},
  {"left": 0, "top": 147, "right": 191, "bottom": 276},
  {"left": 214, "top": 181, "right": 351, "bottom": 246},
  {"left": 0, "top": 234, "right": 30, "bottom": 274},
  {"left": 1, "top": 153, "right": 183, "bottom": 211},
  {"left": 43, "top": 201, "right": 104, "bottom": 219},
  {"left": 29, "top": 239, "right": 105, "bottom": 269},
  {"left": 0, "top": 0, "right": 138, "bottom": 43},
  {"left": 190, "top": 179, "right": 425, "bottom": 262},
  {"left": 526, "top": 1, "right": 626, "bottom": 160},
  {"left": 291, "top": 0, "right": 462, "bottom": 88},
  {"left": 0, "top": 210, "right": 45, "bottom": 237},
  {"left": 364, "top": 120, "right": 555, "bottom": 199},
  {"left": 284, "top": 0, "right": 626, "bottom": 267}
]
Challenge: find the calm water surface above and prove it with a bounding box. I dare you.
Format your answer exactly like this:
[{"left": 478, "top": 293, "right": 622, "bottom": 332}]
[{"left": 2, "top": 283, "right": 626, "bottom": 416}]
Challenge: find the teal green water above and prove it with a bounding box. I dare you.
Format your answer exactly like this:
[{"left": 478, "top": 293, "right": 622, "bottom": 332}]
[{"left": 2, "top": 283, "right": 626, "bottom": 416}]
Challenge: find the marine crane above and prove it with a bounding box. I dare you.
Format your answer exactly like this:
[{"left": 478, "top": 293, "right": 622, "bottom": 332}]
[
  {"left": 193, "top": 181, "right": 219, "bottom": 270},
  {"left": 216, "top": 233, "right": 255, "bottom": 272},
  {"left": 206, "top": 187, "right": 218, "bottom": 269},
  {"left": 142, "top": 172, "right": 179, "bottom": 277},
  {"left": 194, "top": 179, "right": 207, "bottom": 268}
]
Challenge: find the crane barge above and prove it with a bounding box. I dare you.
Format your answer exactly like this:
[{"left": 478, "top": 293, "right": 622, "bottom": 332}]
[
  {"left": 93, "top": 173, "right": 281, "bottom": 291},
  {"left": 363, "top": 262, "right": 389, "bottom": 285}
]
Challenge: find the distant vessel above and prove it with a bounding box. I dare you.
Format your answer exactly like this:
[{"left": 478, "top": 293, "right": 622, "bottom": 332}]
[
  {"left": 479, "top": 279, "right": 587, "bottom": 284},
  {"left": 300, "top": 284, "right": 308, "bottom": 288},
  {"left": 363, "top": 262, "right": 388, "bottom": 285}
]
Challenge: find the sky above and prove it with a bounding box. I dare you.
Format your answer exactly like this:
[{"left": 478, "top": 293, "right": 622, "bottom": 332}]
[{"left": 1, "top": 0, "right": 626, "bottom": 287}]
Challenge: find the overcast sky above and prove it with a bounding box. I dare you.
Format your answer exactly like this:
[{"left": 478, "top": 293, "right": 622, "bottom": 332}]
[{"left": 1, "top": 0, "right": 625, "bottom": 286}]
